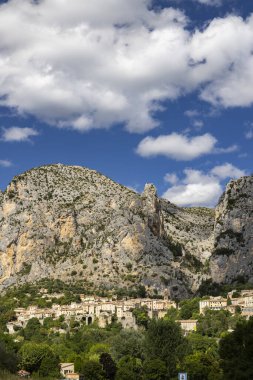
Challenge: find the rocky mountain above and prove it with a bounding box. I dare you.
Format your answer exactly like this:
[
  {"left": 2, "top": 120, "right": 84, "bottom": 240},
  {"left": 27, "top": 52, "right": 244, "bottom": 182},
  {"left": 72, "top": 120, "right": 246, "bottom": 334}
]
[
  {"left": 0, "top": 164, "right": 252, "bottom": 298},
  {"left": 210, "top": 176, "right": 253, "bottom": 284}
]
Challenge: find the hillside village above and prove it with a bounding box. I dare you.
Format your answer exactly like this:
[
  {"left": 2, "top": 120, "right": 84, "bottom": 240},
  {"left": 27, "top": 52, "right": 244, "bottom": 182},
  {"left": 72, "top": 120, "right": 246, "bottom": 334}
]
[
  {"left": 6, "top": 291, "right": 177, "bottom": 334},
  {"left": 3, "top": 289, "right": 253, "bottom": 380},
  {"left": 6, "top": 288, "right": 253, "bottom": 337}
]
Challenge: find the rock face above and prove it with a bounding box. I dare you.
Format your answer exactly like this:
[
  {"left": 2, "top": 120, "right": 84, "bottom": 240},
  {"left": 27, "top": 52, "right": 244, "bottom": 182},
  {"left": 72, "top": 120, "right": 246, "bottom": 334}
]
[
  {"left": 210, "top": 176, "right": 253, "bottom": 284},
  {"left": 0, "top": 164, "right": 252, "bottom": 297}
]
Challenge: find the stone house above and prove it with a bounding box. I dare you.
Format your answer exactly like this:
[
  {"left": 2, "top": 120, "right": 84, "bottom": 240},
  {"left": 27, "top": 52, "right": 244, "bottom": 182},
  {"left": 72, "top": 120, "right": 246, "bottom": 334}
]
[
  {"left": 60, "top": 363, "right": 74, "bottom": 378},
  {"left": 199, "top": 297, "right": 227, "bottom": 314},
  {"left": 177, "top": 320, "right": 198, "bottom": 333},
  {"left": 241, "top": 307, "right": 253, "bottom": 319},
  {"left": 97, "top": 312, "right": 112, "bottom": 328}
]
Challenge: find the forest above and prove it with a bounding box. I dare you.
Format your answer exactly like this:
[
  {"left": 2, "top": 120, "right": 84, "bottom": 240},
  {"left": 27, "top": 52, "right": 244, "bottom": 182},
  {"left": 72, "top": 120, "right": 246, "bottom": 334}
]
[{"left": 0, "top": 282, "right": 253, "bottom": 380}]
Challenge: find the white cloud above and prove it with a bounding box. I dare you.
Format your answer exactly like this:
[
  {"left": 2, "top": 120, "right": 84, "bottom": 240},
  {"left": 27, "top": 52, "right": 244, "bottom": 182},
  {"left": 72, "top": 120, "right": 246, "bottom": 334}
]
[
  {"left": 184, "top": 110, "right": 200, "bottom": 118},
  {"left": 210, "top": 163, "right": 246, "bottom": 179},
  {"left": 163, "top": 169, "right": 222, "bottom": 207},
  {"left": 191, "top": 16, "right": 253, "bottom": 108},
  {"left": 0, "top": 159, "right": 12, "bottom": 167},
  {"left": 0, "top": 2, "right": 253, "bottom": 133},
  {"left": 192, "top": 120, "right": 204, "bottom": 129},
  {"left": 137, "top": 133, "right": 216, "bottom": 160},
  {"left": 0, "top": 0, "right": 189, "bottom": 133},
  {"left": 136, "top": 132, "right": 236, "bottom": 161},
  {"left": 162, "top": 163, "right": 246, "bottom": 207},
  {"left": 1, "top": 127, "right": 39, "bottom": 142},
  {"left": 214, "top": 145, "right": 238, "bottom": 154},
  {"left": 164, "top": 173, "right": 179, "bottom": 185}
]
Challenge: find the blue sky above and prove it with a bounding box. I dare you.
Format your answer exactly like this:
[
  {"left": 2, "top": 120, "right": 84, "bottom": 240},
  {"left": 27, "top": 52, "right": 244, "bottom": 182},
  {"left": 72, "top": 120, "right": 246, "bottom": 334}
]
[{"left": 0, "top": 0, "right": 252, "bottom": 206}]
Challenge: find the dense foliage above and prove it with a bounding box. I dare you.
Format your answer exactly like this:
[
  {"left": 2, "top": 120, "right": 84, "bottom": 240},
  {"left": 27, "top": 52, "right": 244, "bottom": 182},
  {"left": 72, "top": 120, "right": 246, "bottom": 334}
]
[
  {"left": 219, "top": 318, "right": 253, "bottom": 380},
  {"left": 0, "top": 284, "right": 253, "bottom": 379}
]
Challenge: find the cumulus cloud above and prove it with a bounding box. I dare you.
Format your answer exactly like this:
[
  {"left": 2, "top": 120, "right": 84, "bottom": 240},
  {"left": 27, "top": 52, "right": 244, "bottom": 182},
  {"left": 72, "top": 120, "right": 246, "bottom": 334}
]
[
  {"left": 162, "top": 163, "right": 246, "bottom": 207},
  {"left": 0, "top": 159, "right": 12, "bottom": 167},
  {"left": 1, "top": 127, "right": 39, "bottom": 142},
  {"left": 136, "top": 133, "right": 236, "bottom": 161},
  {"left": 0, "top": 1, "right": 252, "bottom": 132},
  {"left": 163, "top": 172, "right": 222, "bottom": 207},
  {"left": 210, "top": 163, "right": 246, "bottom": 179}
]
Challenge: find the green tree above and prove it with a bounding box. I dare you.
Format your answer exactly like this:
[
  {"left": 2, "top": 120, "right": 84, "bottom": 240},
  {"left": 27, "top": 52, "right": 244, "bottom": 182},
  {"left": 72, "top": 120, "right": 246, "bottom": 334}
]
[
  {"left": 0, "top": 341, "right": 17, "bottom": 373},
  {"left": 43, "top": 317, "right": 54, "bottom": 330},
  {"left": 115, "top": 356, "right": 142, "bottom": 380},
  {"left": 137, "top": 285, "right": 147, "bottom": 298},
  {"left": 219, "top": 318, "right": 253, "bottom": 380},
  {"left": 86, "top": 343, "right": 110, "bottom": 362},
  {"left": 187, "top": 333, "right": 218, "bottom": 353},
  {"left": 80, "top": 360, "right": 105, "bottom": 380},
  {"left": 182, "top": 351, "right": 222, "bottom": 380},
  {"left": 179, "top": 298, "right": 200, "bottom": 319},
  {"left": 74, "top": 355, "right": 83, "bottom": 373},
  {"left": 0, "top": 309, "right": 16, "bottom": 332},
  {"left": 144, "top": 319, "right": 187, "bottom": 378},
  {"left": 110, "top": 330, "right": 144, "bottom": 361},
  {"left": 132, "top": 306, "right": 150, "bottom": 329},
  {"left": 197, "top": 310, "right": 230, "bottom": 337},
  {"left": 142, "top": 358, "right": 167, "bottom": 380},
  {"left": 51, "top": 343, "right": 73, "bottom": 362},
  {"left": 23, "top": 318, "right": 42, "bottom": 340},
  {"left": 99, "top": 353, "right": 117, "bottom": 380},
  {"left": 39, "top": 353, "right": 60, "bottom": 378},
  {"left": 19, "top": 342, "right": 53, "bottom": 373},
  {"left": 164, "top": 307, "right": 179, "bottom": 321}
]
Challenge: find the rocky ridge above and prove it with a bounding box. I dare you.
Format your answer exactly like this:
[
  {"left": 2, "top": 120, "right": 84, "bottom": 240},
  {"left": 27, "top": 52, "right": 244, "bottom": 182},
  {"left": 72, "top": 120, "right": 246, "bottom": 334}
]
[{"left": 0, "top": 164, "right": 252, "bottom": 297}]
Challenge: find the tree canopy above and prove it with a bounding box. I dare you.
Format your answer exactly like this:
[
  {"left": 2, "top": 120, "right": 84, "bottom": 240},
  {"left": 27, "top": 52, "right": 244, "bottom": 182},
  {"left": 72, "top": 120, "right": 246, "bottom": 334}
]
[{"left": 219, "top": 318, "right": 253, "bottom": 380}]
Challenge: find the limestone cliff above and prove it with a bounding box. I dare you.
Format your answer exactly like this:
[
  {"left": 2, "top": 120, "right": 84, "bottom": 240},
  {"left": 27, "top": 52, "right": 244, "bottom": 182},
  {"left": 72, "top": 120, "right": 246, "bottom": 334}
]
[
  {"left": 0, "top": 165, "right": 252, "bottom": 297},
  {"left": 210, "top": 176, "right": 253, "bottom": 284}
]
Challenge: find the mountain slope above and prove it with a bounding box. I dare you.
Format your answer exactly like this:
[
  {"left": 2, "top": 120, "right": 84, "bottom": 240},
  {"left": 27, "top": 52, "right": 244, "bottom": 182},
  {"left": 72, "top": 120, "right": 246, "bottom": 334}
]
[{"left": 0, "top": 164, "right": 252, "bottom": 297}]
